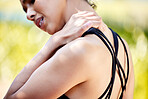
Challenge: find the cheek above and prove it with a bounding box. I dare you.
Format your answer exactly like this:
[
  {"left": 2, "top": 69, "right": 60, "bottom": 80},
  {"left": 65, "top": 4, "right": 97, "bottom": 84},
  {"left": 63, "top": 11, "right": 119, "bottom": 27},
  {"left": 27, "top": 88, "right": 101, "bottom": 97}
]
[
  {"left": 46, "top": 1, "right": 66, "bottom": 26},
  {"left": 34, "top": 0, "right": 66, "bottom": 18},
  {"left": 33, "top": 0, "right": 47, "bottom": 15},
  {"left": 34, "top": 0, "right": 66, "bottom": 34},
  {"left": 46, "top": 0, "right": 66, "bottom": 16}
]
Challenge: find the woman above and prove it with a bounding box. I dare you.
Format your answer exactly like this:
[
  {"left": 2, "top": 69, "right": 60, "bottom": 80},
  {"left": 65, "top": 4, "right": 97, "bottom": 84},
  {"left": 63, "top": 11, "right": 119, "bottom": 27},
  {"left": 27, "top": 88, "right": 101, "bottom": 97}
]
[{"left": 4, "top": 0, "right": 134, "bottom": 99}]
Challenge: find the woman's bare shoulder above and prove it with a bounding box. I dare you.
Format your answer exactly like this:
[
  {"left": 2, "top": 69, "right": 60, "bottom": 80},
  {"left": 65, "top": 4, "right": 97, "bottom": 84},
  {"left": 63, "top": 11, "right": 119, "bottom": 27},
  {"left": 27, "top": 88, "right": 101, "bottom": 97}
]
[
  {"left": 55, "top": 35, "right": 110, "bottom": 73},
  {"left": 58, "top": 37, "right": 97, "bottom": 57},
  {"left": 60, "top": 35, "right": 107, "bottom": 59}
]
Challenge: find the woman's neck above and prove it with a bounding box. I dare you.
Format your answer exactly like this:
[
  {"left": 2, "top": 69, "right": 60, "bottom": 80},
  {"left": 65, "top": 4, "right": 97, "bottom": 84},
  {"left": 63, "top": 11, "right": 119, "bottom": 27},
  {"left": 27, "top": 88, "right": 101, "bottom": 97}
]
[{"left": 64, "top": 0, "right": 98, "bottom": 23}]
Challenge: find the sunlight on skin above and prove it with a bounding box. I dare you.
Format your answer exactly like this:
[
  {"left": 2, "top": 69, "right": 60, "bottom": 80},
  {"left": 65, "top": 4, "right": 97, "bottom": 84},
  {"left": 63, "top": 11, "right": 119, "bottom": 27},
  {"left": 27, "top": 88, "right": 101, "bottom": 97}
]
[
  {"left": 52, "top": 35, "right": 61, "bottom": 46},
  {"left": 69, "top": 41, "right": 84, "bottom": 54},
  {"left": 31, "top": 54, "right": 43, "bottom": 65},
  {"left": 24, "top": 52, "right": 44, "bottom": 70},
  {"left": 40, "top": 45, "right": 50, "bottom": 56},
  {"left": 73, "top": 18, "right": 85, "bottom": 27},
  {"left": 59, "top": 54, "right": 68, "bottom": 63},
  {"left": 16, "top": 91, "right": 26, "bottom": 98}
]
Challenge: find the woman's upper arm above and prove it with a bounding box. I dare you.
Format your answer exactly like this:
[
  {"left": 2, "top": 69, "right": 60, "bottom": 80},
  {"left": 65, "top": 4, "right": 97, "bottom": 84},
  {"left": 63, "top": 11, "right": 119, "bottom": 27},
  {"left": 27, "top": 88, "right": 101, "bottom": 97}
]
[{"left": 9, "top": 39, "right": 92, "bottom": 99}]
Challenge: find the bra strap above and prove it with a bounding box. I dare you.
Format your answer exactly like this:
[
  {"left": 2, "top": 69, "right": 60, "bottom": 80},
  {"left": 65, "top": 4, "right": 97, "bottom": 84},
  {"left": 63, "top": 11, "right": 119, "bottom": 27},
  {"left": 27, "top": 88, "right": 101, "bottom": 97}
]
[
  {"left": 82, "top": 27, "right": 129, "bottom": 99},
  {"left": 82, "top": 28, "right": 116, "bottom": 99}
]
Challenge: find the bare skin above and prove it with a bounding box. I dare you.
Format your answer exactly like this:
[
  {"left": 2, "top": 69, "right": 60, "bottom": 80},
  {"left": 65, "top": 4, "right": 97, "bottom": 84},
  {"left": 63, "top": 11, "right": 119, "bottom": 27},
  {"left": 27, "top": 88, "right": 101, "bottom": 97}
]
[{"left": 4, "top": 0, "right": 134, "bottom": 99}]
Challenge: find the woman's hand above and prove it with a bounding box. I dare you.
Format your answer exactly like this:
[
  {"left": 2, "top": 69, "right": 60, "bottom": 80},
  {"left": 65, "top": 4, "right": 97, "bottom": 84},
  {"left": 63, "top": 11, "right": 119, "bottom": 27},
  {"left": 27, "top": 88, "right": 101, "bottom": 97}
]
[{"left": 51, "top": 11, "right": 102, "bottom": 47}]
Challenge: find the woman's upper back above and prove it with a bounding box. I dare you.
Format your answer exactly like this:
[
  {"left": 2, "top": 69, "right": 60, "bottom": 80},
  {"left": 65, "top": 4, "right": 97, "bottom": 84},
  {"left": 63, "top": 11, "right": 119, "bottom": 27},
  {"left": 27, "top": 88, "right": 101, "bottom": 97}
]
[{"left": 62, "top": 28, "right": 134, "bottom": 99}]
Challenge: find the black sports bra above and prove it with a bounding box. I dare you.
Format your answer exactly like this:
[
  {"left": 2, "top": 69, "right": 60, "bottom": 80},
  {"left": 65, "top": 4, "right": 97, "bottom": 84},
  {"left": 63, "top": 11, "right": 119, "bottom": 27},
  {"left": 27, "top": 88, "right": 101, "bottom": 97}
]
[{"left": 58, "top": 27, "right": 129, "bottom": 99}]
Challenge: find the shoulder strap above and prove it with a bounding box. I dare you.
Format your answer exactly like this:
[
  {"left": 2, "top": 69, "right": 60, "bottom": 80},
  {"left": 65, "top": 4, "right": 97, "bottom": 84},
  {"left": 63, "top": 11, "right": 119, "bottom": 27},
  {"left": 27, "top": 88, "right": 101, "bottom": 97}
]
[
  {"left": 58, "top": 94, "right": 69, "bottom": 99},
  {"left": 110, "top": 28, "right": 119, "bottom": 55},
  {"left": 110, "top": 28, "right": 125, "bottom": 98},
  {"left": 116, "top": 33, "right": 130, "bottom": 99},
  {"left": 82, "top": 28, "right": 129, "bottom": 99},
  {"left": 82, "top": 28, "right": 117, "bottom": 99}
]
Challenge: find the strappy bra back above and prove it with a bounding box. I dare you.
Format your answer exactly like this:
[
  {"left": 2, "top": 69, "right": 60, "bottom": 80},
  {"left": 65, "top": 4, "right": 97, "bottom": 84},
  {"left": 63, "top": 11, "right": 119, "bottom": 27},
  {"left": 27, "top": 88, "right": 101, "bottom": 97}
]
[{"left": 58, "top": 27, "right": 129, "bottom": 99}]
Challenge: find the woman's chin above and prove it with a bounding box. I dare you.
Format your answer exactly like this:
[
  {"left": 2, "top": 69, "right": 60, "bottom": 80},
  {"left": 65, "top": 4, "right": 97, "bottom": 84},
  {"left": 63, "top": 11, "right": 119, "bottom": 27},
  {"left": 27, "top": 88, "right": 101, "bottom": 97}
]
[
  {"left": 47, "top": 32, "right": 54, "bottom": 35},
  {"left": 46, "top": 28, "right": 56, "bottom": 35},
  {"left": 46, "top": 23, "right": 64, "bottom": 35}
]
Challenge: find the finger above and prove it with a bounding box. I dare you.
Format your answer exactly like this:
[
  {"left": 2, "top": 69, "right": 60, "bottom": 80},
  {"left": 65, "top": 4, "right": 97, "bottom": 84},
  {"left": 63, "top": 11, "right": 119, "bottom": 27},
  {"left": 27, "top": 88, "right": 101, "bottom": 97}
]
[
  {"left": 85, "top": 16, "right": 102, "bottom": 21},
  {"left": 77, "top": 12, "right": 98, "bottom": 17},
  {"left": 73, "top": 11, "right": 88, "bottom": 17},
  {"left": 87, "top": 21, "right": 101, "bottom": 29},
  {"left": 77, "top": 10, "right": 88, "bottom": 14},
  {"left": 74, "top": 11, "right": 98, "bottom": 18},
  {"left": 76, "top": 15, "right": 102, "bottom": 27}
]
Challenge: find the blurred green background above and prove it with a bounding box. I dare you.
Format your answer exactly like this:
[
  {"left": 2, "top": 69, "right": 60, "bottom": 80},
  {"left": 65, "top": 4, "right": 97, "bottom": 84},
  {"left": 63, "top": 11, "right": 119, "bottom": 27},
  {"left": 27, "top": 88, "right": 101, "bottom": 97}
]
[{"left": 0, "top": 0, "right": 147, "bottom": 98}]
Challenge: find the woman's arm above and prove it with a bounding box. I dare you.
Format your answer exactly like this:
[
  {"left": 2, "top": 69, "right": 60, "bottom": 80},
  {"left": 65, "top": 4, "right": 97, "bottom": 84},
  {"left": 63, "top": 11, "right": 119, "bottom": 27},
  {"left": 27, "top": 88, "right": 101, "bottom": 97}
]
[
  {"left": 4, "top": 11, "right": 103, "bottom": 98},
  {"left": 4, "top": 37, "right": 95, "bottom": 99},
  {"left": 4, "top": 36, "right": 61, "bottom": 98}
]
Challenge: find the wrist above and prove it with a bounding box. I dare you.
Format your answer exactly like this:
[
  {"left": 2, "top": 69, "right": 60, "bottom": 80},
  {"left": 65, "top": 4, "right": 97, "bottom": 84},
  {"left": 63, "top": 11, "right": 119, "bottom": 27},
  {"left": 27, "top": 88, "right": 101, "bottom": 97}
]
[
  {"left": 51, "top": 30, "right": 65, "bottom": 47},
  {"left": 40, "top": 31, "right": 63, "bottom": 57}
]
